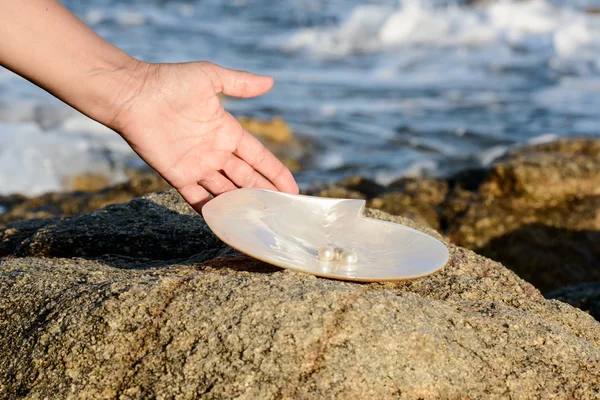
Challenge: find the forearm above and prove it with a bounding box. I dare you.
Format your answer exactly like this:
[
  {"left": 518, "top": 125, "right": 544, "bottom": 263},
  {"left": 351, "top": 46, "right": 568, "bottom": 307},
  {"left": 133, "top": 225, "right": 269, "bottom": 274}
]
[{"left": 0, "top": 0, "right": 145, "bottom": 128}]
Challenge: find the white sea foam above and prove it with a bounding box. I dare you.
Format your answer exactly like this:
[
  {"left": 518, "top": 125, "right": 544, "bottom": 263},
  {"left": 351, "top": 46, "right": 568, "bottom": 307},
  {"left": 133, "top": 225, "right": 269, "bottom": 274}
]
[
  {"left": 374, "top": 158, "right": 438, "bottom": 185},
  {"left": 528, "top": 133, "right": 560, "bottom": 145},
  {"left": 477, "top": 145, "right": 508, "bottom": 166},
  {"left": 0, "top": 121, "right": 133, "bottom": 196},
  {"left": 287, "top": 0, "right": 596, "bottom": 59}
]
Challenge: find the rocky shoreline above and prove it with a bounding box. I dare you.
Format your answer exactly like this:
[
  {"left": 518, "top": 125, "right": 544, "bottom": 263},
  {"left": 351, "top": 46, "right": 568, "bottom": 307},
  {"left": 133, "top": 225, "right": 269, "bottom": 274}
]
[{"left": 1, "top": 136, "right": 600, "bottom": 398}]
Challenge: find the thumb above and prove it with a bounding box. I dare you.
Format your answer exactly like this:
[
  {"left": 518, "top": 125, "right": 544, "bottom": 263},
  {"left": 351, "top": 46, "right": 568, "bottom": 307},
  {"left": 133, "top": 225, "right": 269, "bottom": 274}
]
[{"left": 208, "top": 64, "right": 274, "bottom": 98}]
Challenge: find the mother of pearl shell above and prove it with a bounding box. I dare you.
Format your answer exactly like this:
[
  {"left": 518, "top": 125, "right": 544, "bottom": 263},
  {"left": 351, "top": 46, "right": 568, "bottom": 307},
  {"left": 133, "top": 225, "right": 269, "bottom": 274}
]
[{"left": 202, "top": 188, "right": 449, "bottom": 282}]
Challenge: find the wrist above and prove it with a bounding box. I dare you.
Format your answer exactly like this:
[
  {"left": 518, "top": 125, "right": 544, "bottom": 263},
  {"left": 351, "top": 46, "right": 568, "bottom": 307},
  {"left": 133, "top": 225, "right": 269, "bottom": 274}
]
[{"left": 82, "top": 56, "right": 152, "bottom": 132}]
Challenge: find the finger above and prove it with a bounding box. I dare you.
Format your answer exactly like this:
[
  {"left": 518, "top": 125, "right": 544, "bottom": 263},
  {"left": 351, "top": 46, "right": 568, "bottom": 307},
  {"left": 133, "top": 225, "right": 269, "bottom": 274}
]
[
  {"left": 234, "top": 130, "right": 299, "bottom": 194},
  {"left": 223, "top": 155, "right": 278, "bottom": 191},
  {"left": 197, "top": 170, "right": 237, "bottom": 196},
  {"left": 178, "top": 184, "right": 212, "bottom": 214},
  {"left": 207, "top": 64, "right": 274, "bottom": 98}
]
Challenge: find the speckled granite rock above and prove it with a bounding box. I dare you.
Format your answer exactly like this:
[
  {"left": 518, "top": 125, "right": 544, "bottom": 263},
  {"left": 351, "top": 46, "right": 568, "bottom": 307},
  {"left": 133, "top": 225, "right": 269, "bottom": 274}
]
[{"left": 1, "top": 190, "right": 600, "bottom": 399}]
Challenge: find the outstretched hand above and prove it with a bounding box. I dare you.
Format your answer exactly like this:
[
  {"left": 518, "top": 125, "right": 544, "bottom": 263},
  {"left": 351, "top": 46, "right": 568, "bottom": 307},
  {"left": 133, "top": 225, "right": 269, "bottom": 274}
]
[{"left": 111, "top": 62, "right": 299, "bottom": 213}]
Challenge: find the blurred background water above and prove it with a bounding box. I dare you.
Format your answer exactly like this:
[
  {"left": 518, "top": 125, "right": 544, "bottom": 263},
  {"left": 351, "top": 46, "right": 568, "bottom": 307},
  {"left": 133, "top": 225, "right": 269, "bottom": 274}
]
[{"left": 2, "top": 0, "right": 600, "bottom": 196}]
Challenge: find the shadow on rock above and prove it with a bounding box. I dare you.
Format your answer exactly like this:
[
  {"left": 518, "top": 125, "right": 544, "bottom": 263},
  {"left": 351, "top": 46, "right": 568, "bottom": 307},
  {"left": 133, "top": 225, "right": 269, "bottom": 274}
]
[
  {"left": 548, "top": 282, "right": 600, "bottom": 321},
  {"left": 0, "top": 190, "right": 284, "bottom": 274},
  {"left": 474, "top": 224, "right": 600, "bottom": 295}
]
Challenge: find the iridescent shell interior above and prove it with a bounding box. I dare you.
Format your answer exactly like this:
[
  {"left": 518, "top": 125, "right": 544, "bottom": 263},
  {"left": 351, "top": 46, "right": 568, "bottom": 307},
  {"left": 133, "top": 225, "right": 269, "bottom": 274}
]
[{"left": 202, "top": 188, "right": 449, "bottom": 282}]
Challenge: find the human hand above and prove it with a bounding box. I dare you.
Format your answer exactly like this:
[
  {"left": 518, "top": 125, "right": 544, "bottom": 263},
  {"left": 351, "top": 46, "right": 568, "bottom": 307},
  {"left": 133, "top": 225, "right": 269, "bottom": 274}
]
[
  {"left": 0, "top": 1, "right": 298, "bottom": 213},
  {"left": 109, "top": 61, "right": 299, "bottom": 213}
]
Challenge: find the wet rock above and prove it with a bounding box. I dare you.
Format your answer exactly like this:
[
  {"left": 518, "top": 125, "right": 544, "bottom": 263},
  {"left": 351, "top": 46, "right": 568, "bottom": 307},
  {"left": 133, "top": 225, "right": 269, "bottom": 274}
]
[
  {"left": 549, "top": 282, "right": 600, "bottom": 321},
  {"left": 1, "top": 190, "right": 600, "bottom": 398},
  {"left": 336, "top": 176, "right": 385, "bottom": 198}
]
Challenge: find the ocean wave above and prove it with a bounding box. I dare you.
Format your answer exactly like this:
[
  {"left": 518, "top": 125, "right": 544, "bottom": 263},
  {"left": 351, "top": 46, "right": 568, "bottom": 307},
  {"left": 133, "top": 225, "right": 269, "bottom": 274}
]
[{"left": 284, "top": 0, "right": 600, "bottom": 72}]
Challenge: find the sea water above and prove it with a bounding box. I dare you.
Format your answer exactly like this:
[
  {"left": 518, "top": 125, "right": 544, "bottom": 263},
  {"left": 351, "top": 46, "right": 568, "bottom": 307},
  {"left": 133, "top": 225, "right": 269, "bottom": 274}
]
[{"left": 1, "top": 0, "right": 600, "bottom": 195}]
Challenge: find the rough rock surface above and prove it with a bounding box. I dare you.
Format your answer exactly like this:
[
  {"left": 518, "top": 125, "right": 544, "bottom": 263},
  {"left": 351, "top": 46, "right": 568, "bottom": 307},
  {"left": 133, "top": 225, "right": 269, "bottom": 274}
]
[{"left": 2, "top": 190, "right": 600, "bottom": 399}]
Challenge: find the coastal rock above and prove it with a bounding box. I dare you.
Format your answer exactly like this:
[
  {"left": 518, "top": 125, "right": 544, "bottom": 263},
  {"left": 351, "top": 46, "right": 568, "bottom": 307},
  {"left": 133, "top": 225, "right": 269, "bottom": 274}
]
[
  {"left": 478, "top": 138, "right": 600, "bottom": 204},
  {"left": 1, "top": 190, "right": 600, "bottom": 399},
  {"left": 448, "top": 138, "right": 600, "bottom": 293},
  {"left": 0, "top": 171, "right": 170, "bottom": 227},
  {"left": 369, "top": 178, "right": 448, "bottom": 231},
  {"left": 306, "top": 138, "right": 600, "bottom": 300}
]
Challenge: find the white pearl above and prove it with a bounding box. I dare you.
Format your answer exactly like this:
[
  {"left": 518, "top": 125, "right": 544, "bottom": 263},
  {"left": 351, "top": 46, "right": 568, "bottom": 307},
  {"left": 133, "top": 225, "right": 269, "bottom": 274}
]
[
  {"left": 340, "top": 249, "right": 358, "bottom": 264},
  {"left": 318, "top": 245, "right": 335, "bottom": 261}
]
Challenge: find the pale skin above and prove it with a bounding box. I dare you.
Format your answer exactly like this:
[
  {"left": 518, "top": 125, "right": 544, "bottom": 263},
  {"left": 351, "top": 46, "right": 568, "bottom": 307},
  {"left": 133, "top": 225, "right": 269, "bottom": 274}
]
[{"left": 0, "top": 0, "right": 299, "bottom": 213}]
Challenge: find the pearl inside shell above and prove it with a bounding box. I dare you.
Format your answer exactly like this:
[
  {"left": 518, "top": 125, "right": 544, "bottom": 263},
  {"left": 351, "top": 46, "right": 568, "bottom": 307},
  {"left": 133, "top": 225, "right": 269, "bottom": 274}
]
[
  {"left": 340, "top": 249, "right": 358, "bottom": 264},
  {"left": 318, "top": 245, "right": 335, "bottom": 261}
]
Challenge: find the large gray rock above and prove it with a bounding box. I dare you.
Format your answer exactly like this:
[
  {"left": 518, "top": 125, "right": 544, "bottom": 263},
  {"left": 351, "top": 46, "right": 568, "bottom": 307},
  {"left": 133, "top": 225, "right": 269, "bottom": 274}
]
[{"left": 1, "top": 190, "right": 600, "bottom": 399}]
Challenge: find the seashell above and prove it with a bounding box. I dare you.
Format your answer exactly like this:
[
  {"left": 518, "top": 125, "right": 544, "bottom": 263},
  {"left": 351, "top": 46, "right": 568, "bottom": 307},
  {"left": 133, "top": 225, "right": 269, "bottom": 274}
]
[{"left": 202, "top": 188, "right": 448, "bottom": 282}]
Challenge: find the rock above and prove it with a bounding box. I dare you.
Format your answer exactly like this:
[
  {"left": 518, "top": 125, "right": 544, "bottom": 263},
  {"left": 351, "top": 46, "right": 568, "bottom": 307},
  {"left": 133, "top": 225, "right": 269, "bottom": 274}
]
[
  {"left": 0, "top": 190, "right": 229, "bottom": 260},
  {"left": 66, "top": 173, "right": 112, "bottom": 192},
  {"left": 448, "top": 138, "right": 600, "bottom": 293},
  {"left": 1, "top": 190, "right": 600, "bottom": 398},
  {"left": 336, "top": 176, "right": 386, "bottom": 198},
  {"left": 548, "top": 282, "right": 600, "bottom": 321},
  {"left": 0, "top": 171, "right": 170, "bottom": 227},
  {"left": 238, "top": 116, "right": 294, "bottom": 144},
  {"left": 369, "top": 178, "right": 448, "bottom": 231},
  {"left": 479, "top": 138, "right": 600, "bottom": 204}
]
